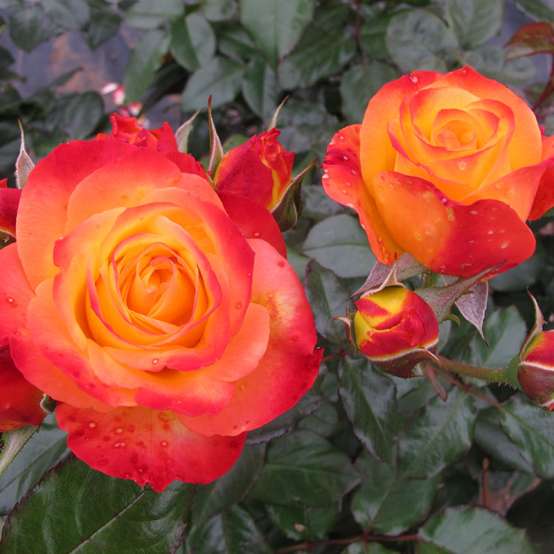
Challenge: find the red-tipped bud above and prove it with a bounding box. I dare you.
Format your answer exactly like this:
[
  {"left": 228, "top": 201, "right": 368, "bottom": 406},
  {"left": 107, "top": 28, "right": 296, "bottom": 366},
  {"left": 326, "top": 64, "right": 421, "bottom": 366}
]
[
  {"left": 0, "top": 348, "right": 44, "bottom": 431},
  {"left": 353, "top": 286, "right": 439, "bottom": 377},
  {"left": 214, "top": 129, "right": 294, "bottom": 212},
  {"left": 518, "top": 331, "right": 554, "bottom": 409}
]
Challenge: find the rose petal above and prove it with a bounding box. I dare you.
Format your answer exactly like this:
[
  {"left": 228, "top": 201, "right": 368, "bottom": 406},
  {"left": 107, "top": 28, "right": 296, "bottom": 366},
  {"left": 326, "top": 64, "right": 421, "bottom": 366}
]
[
  {"left": 0, "top": 188, "right": 20, "bottom": 236},
  {"left": 529, "top": 135, "right": 554, "bottom": 220},
  {"left": 0, "top": 244, "right": 33, "bottom": 346},
  {"left": 219, "top": 193, "right": 287, "bottom": 257},
  {"left": 56, "top": 404, "right": 246, "bottom": 491},
  {"left": 17, "top": 139, "right": 136, "bottom": 287},
  {"left": 0, "top": 347, "right": 44, "bottom": 431},
  {"left": 323, "top": 125, "right": 402, "bottom": 264},
  {"left": 181, "top": 239, "right": 321, "bottom": 436},
  {"left": 373, "top": 171, "right": 535, "bottom": 277}
]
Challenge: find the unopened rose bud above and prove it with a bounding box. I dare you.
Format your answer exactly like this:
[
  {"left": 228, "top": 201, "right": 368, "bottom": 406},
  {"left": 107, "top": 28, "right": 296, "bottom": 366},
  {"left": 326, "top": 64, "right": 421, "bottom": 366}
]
[
  {"left": 353, "top": 286, "right": 439, "bottom": 377},
  {"left": 215, "top": 129, "right": 294, "bottom": 212},
  {"left": 518, "top": 331, "right": 554, "bottom": 409}
]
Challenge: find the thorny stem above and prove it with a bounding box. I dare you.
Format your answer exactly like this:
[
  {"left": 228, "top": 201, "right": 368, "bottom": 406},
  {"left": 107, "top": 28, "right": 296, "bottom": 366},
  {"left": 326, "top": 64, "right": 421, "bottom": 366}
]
[
  {"left": 432, "top": 355, "right": 513, "bottom": 385},
  {"left": 275, "top": 532, "right": 420, "bottom": 553}
]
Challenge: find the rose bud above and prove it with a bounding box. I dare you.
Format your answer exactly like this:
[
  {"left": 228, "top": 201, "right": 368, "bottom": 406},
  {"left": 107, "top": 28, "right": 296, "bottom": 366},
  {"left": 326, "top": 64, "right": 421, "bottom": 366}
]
[
  {"left": 353, "top": 286, "right": 439, "bottom": 377},
  {"left": 518, "top": 331, "right": 554, "bottom": 409},
  {"left": 0, "top": 347, "right": 44, "bottom": 431},
  {"left": 215, "top": 129, "right": 294, "bottom": 212}
]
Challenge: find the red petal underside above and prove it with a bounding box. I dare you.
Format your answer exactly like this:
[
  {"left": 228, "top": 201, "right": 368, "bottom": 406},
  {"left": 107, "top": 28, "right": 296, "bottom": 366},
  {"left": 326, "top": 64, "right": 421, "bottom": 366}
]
[
  {"left": 0, "top": 188, "right": 20, "bottom": 236},
  {"left": 0, "top": 244, "right": 33, "bottom": 346},
  {"left": 56, "top": 404, "right": 246, "bottom": 491},
  {"left": 181, "top": 239, "right": 321, "bottom": 437},
  {"left": 373, "top": 172, "right": 535, "bottom": 277},
  {"left": 219, "top": 193, "right": 287, "bottom": 257},
  {"left": 323, "top": 125, "right": 402, "bottom": 264},
  {"left": 0, "top": 347, "right": 44, "bottom": 431}
]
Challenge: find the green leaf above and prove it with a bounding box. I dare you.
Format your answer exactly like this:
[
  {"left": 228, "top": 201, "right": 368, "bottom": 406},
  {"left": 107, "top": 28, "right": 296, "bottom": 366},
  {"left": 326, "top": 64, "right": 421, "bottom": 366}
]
[
  {"left": 418, "top": 506, "right": 535, "bottom": 554},
  {"left": 474, "top": 407, "right": 534, "bottom": 473},
  {"left": 51, "top": 92, "right": 104, "bottom": 139},
  {"left": 124, "top": 0, "right": 183, "bottom": 29},
  {"left": 445, "top": 0, "right": 504, "bottom": 48},
  {"left": 218, "top": 26, "right": 257, "bottom": 62},
  {"left": 41, "top": 0, "right": 90, "bottom": 30},
  {"left": 123, "top": 29, "right": 170, "bottom": 103},
  {"left": 302, "top": 185, "right": 344, "bottom": 221},
  {"left": 239, "top": 0, "right": 315, "bottom": 66},
  {"left": 191, "top": 445, "right": 266, "bottom": 525},
  {"left": 302, "top": 214, "right": 374, "bottom": 278},
  {"left": 200, "top": 0, "right": 237, "bottom": 22},
  {"left": 386, "top": 9, "right": 458, "bottom": 72},
  {"left": 514, "top": 0, "right": 554, "bottom": 20},
  {"left": 85, "top": 1, "right": 121, "bottom": 49},
  {"left": 468, "top": 306, "right": 526, "bottom": 369},
  {"left": 491, "top": 395, "right": 554, "bottom": 479},
  {"left": 170, "top": 13, "right": 216, "bottom": 72},
  {"left": 352, "top": 452, "right": 438, "bottom": 535},
  {"left": 0, "top": 458, "right": 194, "bottom": 553},
  {"left": 491, "top": 247, "right": 544, "bottom": 292},
  {"left": 267, "top": 502, "right": 339, "bottom": 540},
  {"left": 340, "top": 62, "right": 397, "bottom": 122},
  {"left": 187, "top": 505, "right": 272, "bottom": 554},
  {"left": 0, "top": 420, "right": 67, "bottom": 515},
  {"left": 250, "top": 430, "right": 360, "bottom": 506},
  {"left": 360, "top": 9, "right": 394, "bottom": 59},
  {"left": 8, "top": 6, "right": 59, "bottom": 52},
  {"left": 241, "top": 58, "right": 278, "bottom": 120},
  {"left": 182, "top": 57, "right": 245, "bottom": 112},
  {"left": 463, "top": 45, "right": 536, "bottom": 86},
  {"left": 278, "top": 5, "right": 356, "bottom": 89},
  {"left": 339, "top": 357, "right": 397, "bottom": 464},
  {"left": 398, "top": 388, "right": 477, "bottom": 479},
  {"left": 304, "top": 261, "right": 349, "bottom": 342}
]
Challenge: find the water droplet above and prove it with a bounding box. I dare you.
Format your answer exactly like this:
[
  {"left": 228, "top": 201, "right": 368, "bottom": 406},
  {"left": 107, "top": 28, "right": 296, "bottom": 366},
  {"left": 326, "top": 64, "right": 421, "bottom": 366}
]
[
  {"left": 457, "top": 160, "right": 468, "bottom": 170},
  {"left": 487, "top": 230, "right": 494, "bottom": 235},
  {"left": 469, "top": 210, "right": 478, "bottom": 216},
  {"left": 88, "top": 421, "right": 97, "bottom": 429},
  {"left": 350, "top": 169, "right": 357, "bottom": 175},
  {"left": 252, "top": 231, "right": 261, "bottom": 238},
  {"left": 409, "top": 74, "right": 419, "bottom": 84},
  {"left": 6, "top": 296, "right": 15, "bottom": 305},
  {"left": 500, "top": 240, "right": 509, "bottom": 249},
  {"left": 342, "top": 154, "right": 349, "bottom": 161},
  {"left": 160, "top": 440, "right": 168, "bottom": 448},
  {"left": 152, "top": 358, "right": 159, "bottom": 366},
  {"left": 338, "top": 134, "right": 345, "bottom": 141},
  {"left": 235, "top": 301, "right": 243, "bottom": 310},
  {"left": 114, "top": 427, "right": 124, "bottom": 434},
  {"left": 113, "top": 441, "right": 126, "bottom": 449}
]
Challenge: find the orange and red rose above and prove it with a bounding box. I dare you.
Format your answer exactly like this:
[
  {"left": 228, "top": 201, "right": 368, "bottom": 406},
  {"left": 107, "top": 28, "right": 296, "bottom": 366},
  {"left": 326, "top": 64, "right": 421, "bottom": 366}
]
[
  {"left": 324, "top": 66, "right": 554, "bottom": 278},
  {"left": 0, "top": 120, "right": 320, "bottom": 491}
]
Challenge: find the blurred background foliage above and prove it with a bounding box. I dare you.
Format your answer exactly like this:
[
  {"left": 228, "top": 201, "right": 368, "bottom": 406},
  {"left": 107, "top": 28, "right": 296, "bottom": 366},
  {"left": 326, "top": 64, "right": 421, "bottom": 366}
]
[{"left": 1, "top": 0, "right": 554, "bottom": 553}]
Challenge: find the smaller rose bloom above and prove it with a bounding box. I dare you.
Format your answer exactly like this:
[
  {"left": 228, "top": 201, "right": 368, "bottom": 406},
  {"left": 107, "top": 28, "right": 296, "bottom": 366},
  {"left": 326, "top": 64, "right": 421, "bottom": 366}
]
[
  {"left": 354, "top": 286, "right": 439, "bottom": 377},
  {"left": 518, "top": 331, "right": 554, "bottom": 409},
  {"left": 0, "top": 348, "right": 44, "bottom": 431},
  {"left": 215, "top": 129, "right": 294, "bottom": 211}
]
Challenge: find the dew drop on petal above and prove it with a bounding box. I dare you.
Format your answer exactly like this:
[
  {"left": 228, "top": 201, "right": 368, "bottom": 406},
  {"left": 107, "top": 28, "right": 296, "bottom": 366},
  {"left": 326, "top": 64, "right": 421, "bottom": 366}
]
[
  {"left": 114, "top": 427, "right": 124, "bottom": 434},
  {"left": 6, "top": 296, "right": 15, "bottom": 305},
  {"left": 342, "top": 154, "right": 349, "bottom": 161},
  {"left": 235, "top": 301, "right": 243, "bottom": 310},
  {"left": 457, "top": 160, "right": 467, "bottom": 171},
  {"left": 409, "top": 74, "right": 418, "bottom": 84},
  {"left": 152, "top": 358, "right": 159, "bottom": 366},
  {"left": 88, "top": 421, "right": 97, "bottom": 429},
  {"left": 160, "top": 440, "right": 169, "bottom": 448},
  {"left": 500, "top": 240, "right": 510, "bottom": 249}
]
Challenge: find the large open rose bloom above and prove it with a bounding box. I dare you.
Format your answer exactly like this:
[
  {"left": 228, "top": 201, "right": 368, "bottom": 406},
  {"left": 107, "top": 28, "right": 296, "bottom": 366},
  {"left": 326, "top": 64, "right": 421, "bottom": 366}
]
[
  {"left": 324, "top": 66, "right": 554, "bottom": 277},
  {"left": 0, "top": 117, "right": 321, "bottom": 491}
]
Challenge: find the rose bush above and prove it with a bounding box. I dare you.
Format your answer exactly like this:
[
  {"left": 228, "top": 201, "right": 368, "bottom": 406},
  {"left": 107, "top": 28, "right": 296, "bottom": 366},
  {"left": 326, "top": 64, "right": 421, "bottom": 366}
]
[
  {"left": 0, "top": 118, "right": 321, "bottom": 491},
  {"left": 323, "top": 66, "right": 554, "bottom": 278}
]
